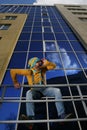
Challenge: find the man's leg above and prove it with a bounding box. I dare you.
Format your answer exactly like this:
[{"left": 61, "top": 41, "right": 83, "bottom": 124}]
[
  {"left": 26, "top": 90, "right": 35, "bottom": 117},
  {"left": 42, "top": 88, "right": 65, "bottom": 117}
]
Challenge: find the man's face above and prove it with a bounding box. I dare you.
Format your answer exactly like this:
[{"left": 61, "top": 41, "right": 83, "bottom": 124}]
[{"left": 35, "top": 60, "right": 43, "bottom": 68}]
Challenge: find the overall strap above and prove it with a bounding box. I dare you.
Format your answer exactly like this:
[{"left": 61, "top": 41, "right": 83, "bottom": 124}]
[{"left": 31, "top": 68, "right": 42, "bottom": 85}]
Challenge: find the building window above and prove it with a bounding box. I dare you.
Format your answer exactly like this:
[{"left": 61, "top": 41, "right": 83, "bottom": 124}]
[
  {"left": 67, "top": 8, "right": 87, "bottom": 11},
  {"left": 79, "top": 17, "right": 87, "bottom": 21},
  {"left": 72, "top": 12, "right": 87, "bottom": 15},
  {"left": 2, "top": 16, "right": 17, "bottom": 20},
  {"left": 0, "top": 24, "right": 11, "bottom": 30},
  {"left": 64, "top": 5, "right": 80, "bottom": 7}
]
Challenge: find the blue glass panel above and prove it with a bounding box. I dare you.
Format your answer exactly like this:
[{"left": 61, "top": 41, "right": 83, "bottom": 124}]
[
  {"left": 45, "top": 42, "right": 56, "bottom": 51},
  {"left": 0, "top": 87, "right": 2, "bottom": 96},
  {"left": 33, "top": 22, "right": 41, "bottom": 26},
  {"left": 0, "top": 102, "right": 19, "bottom": 129},
  {"left": 24, "top": 22, "right": 32, "bottom": 26},
  {"left": 46, "top": 70, "right": 67, "bottom": 84},
  {"left": 76, "top": 52, "right": 87, "bottom": 68},
  {"left": 44, "top": 27, "right": 52, "bottom": 32},
  {"left": 52, "top": 22, "right": 60, "bottom": 27},
  {"left": 2, "top": 70, "right": 23, "bottom": 85},
  {"left": 34, "top": 18, "right": 41, "bottom": 22},
  {"left": 32, "top": 27, "right": 42, "bottom": 32},
  {"left": 57, "top": 41, "right": 73, "bottom": 51},
  {"left": 45, "top": 52, "right": 63, "bottom": 68},
  {"left": 66, "top": 33, "right": 78, "bottom": 40},
  {"left": 44, "top": 33, "right": 55, "bottom": 40},
  {"left": 22, "top": 27, "right": 32, "bottom": 32},
  {"left": 30, "top": 41, "right": 43, "bottom": 51},
  {"left": 55, "top": 33, "right": 67, "bottom": 40},
  {"left": 8, "top": 52, "right": 27, "bottom": 68},
  {"left": 53, "top": 26, "right": 63, "bottom": 32},
  {"left": 28, "top": 52, "right": 43, "bottom": 61},
  {"left": 2, "top": 70, "right": 13, "bottom": 85},
  {"left": 63, "top": 26, "right": 72, "bottom": 32},
  {"left": 43, "top": 19, "right": 49, "bottom": 22},
  {"left": 66, "top": 70, "right": 87, "bottom": 84},
  {"left": 31, "top": 33, "right": 42, "bottom": 40},
  {"left": 14, "top": 41, "right": 29, "bottom": 51},
  {"left": 60, "top": 52, "right": 81, "bottom": 69},
  {"left": 42, "top": 22, "right": 51, "bottom": 26},
  {"left": 18, "top": 33, "right": 30, "bottom": 40},
  {"left": 70, "top": 41, "right": 85, "bottom": 51},
  {"left": 80, "top": 85, "right": 87, "bottom": 95},
  {"left": 5, "top": 87, "right": 21, "bottom": 97}
]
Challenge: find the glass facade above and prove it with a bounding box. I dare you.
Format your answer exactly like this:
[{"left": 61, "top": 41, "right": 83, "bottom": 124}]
[{"left": 0, "top": 5, "right": 87, "bottom": 130}]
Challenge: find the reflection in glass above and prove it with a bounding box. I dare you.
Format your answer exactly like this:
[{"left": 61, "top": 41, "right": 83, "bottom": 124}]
[
  {"left": 45, "top": 42, "right": 56, "bottom": 51},
  {"left": 60, "top": 52, "right": 81, "bottom": 69},
  {"left": 45, "top": 52, "right": 63, "bottom": 68},
  {"left": 70, "top": 41, "right": 85, "bottom": 51},
  {"left": 57, "top": 41, "right": 73, "bottom": 51},
  {"left": 0, "top": 103, "right": 19, "bottom": 130},
  {"left": 76, "top": 52, "right": 87, "bottom": 68},
  {"left": 66, "top": 70, "right": 87, "bottom": 84},
  {"left": 46, "top": 70, "right": 67, "bottom": 84}
]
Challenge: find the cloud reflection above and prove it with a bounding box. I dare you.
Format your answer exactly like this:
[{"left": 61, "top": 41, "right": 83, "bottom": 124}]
[{"left": 46, "top": 48, "right": 79, "bottom": 75}]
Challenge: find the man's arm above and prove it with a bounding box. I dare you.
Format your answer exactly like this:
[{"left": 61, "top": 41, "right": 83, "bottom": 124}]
[
  {"left": 10, "top": 69, "right": 33, "bottom": 88},
  {"left": 41, "top": 59, "right": 56, "bottom": 70}
]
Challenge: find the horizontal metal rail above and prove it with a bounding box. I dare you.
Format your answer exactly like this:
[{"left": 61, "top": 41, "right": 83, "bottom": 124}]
[
  {"left": 1, "top": 83, "right": 87, "bottom": 87},
  {"left": 0, "top": 118, "right": 87, "bottom": 124},
  {"left": 0, "top": 98, "right": 87, "bottom": 103}
]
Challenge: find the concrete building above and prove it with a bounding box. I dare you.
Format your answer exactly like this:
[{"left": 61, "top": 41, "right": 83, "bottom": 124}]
[{"left": 0, "top": 4, "right": 87, "bottom": 130}]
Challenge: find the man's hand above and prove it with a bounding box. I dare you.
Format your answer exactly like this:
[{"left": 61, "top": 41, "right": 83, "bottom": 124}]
[
  {"left": 14, "top": 83, "right": 20, "bottom": 89},
  {"left": 41, "top": 58, "right": 47, "bottom": 65}
]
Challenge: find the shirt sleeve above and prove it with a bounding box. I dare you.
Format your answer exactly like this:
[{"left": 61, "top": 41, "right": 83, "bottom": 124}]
[
  {"left": 10, "top": 69, "right": 33, "bottom": 86},
  {"left": 41, "top": 60, "right": 56, "bottom": 70}
]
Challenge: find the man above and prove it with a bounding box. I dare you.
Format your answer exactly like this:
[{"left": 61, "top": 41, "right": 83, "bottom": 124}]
[{"left": 10, "top": 57, "right": 72, "bottom": 130}]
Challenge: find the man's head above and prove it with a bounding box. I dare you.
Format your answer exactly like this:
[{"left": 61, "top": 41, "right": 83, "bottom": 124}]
[{"left": 28, "top": 57, "right": 43, "bottom": 69}]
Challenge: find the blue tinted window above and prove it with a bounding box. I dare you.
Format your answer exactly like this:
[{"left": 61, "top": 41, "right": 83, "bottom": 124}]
[
  {"left": 46, "top": 70, "right": 67, "bottom": 84},
  {"left": 70, "top": 41, "right": 85, "bottom": 51},
  {"left": 55, "top": 33, "right": 67, "bottom": 40},
  {"left": 4, "top": 86, "right": 21, "bottom": 97},
  {"left": 44, "top": 27, "right": 52, "bottom": 32},
  {"left": 32, "top": 27, "right": 42, "bottom": 32},
  {"left": 45, "top": 42, "right": 56, "bottom": 51},
  {"left": 44, "top": 33, "right": 55, "bottom": 40},
  {"left": 28, "top": 52, "right": 43, "bottom": 60},
  {"left": 76, "top": 52, "right": 87, "bottom": 68},
  {"left": 45, "top": 52, "right": 63, "bottom": 68},
  {"left": 18, "top": 33, "right": 30, "bottom": 40},
  {"left": 67, "top": 70, "right": 87, "bottom": 84},
  {"left": 43, "top": 19, "right": 49, "bottom": 22},
  {"left": 33, "top": 22, "right": 41, "bottom": 26},
  {"left": 53, "top": 26, "right": 63, "bottom": 32},
  {"left": 0, "top": 102, "right": 18, "bottom": 121},
  {"left": 60, "top": 52, "right": 81, "bottom": 69},
  {"left": 66, "top": 33, "right": 78, "bottom": 40},
  {"left": 24, "top": 22, "right": 32, "bottom": 26},
  {"left": 31, "top": 33, "right": 42, "bottom": 40},
  {"left": 8, "top": 52, "right": 27, "bottom": 68},
  {"left": 30, "top": 41, "right": 43, "bottom": 51},
  {"left": 22, "top": 27, "right": 32, "bottom": 32},
  {"left": 42, "top": 22, "right": 51, "bottom": 26},
  {"left": 63, "top": 26, "right": 72, "bottom": 32},
  {"left": 14, "top": 41, "right": 29, "bottom": 51},
  {"left": 57, "top": 41, "right": 73, "bottom": 51}
]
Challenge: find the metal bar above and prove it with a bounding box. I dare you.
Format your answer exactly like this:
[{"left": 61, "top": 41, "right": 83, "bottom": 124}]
[
  {"left": 0, "top": 118, "right": 87, "bottom": 124},
  {"left": 76, "top": 85, "right": 87, "bottom": 116}
]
